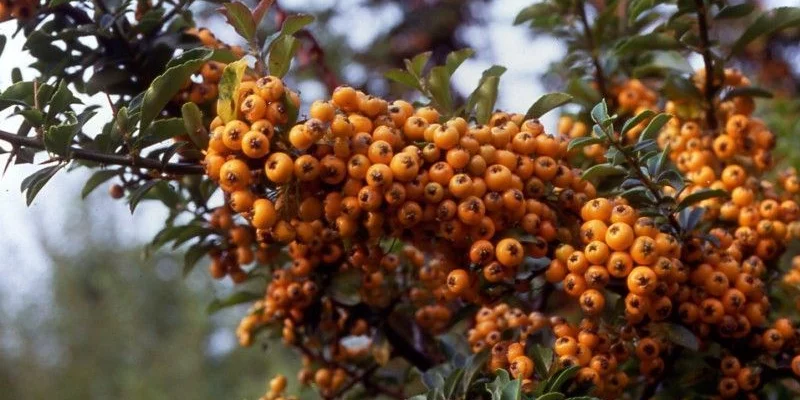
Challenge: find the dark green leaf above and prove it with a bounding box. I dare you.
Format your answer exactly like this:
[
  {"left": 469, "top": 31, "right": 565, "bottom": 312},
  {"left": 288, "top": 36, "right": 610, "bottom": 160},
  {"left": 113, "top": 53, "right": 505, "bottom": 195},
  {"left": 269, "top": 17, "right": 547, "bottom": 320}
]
[
  {"left": 500, "top": 378, "right": 521, "bottom": 400},
  {"left": 20, "top": 166, "right": 62, "bottom": 206},
  {"left": 166, "top": 48, "right": 238, "bottom": 69},
  {"left": 49, "top": 0, "right": 72, "bottom": 6},
  {"left": 207, "top": 291, "right": 262, "bottom": 314},
  {"left": 385, "top": 69, "right": 421, "bottom": 91},
  {"left": 461, "top": 351, "right": 489, "bottom": 395},
  {"left": 220, "top": 2, "right": 257, "bottom": 42},
  {"left": 128, "top": 180, "right": 159, "bottom": 213},
  {"left": 407, "top": 51, "right": 432, "bottom": 77},
  {"left": 662, "top": 74, "right": 703, "bottom": 102},
  {"left": 537, "top": 393, "right": 566, "bottom": 400},
  {"left": 525, "top": 92, "right": 573, "bottom": 120},
  {"left": 268, "top": 34, "right": 299, "bottom": 78},
  {"left": 81, "top": 169, "right": 119, "bottom": 199},
  {"left": 44, "top": 112, "right": 79, "bottom": 157},
  {"left": 140, "top": 55, "right": 213, "bottom": 132},
  {"left": 715, "top": 3, "right": 755, "bottom": 19},
  {"left": 427, "top": 66, "right": 453, "bottom": 112},
  {"left": 0, "top": 81, "right": 36, "bottom": 111},
  {"left": 616, "top": 33, "right": 681, "bottom": 55},
  {"left": 663, "top": 323, "right": 700, "bottom": 351},
  {"left": 279, "top": 14, "right": 314, "bottom": 35},
  {"left": 582, "top": 164, "right": 626, "bottom": 181},
  {"left": 621, "top": 110, "right": 655, "bottom": 135},
  {"left": 442, "top": 368, "right": 465, "bottom": 399},
  {"left": 329, "top": 269, "right": 361, "bottom": 306},
  {"left": 137, "top": 118, "right": 187, "bottom": 148},
  {"left": 567, "top": 136, "right": 603, "bottom": 152},
  {"left": 546, "top": 366, "right": 580, "bottom": 393},
  {"left": 514, "top": 3, "right": 559, "bottom": 25},
  {"left": 486, "top": 369, "right": 513, "bottom": 399},
  {"left": 0, "top": 35, "right": 6, "bottom": 57},
  {"left": 675, "top": 189, "right": 728, "bottom": 212},
  {"left": 445, "top": 48, "right": 474, "bottom": 75},
  {"left": 638, "top": 113, "right": 672, "bottom": 143},
  {"left": 473, "top": 75, "right": 501, "bottom": 125},
  {"left": 730, "top": 7, "right": 800, "bottom": 56},
  {"left": 281, "top": 90, "right": 299, "bottom": 128},
  {"left": 530, "top": 344, "right": 550, "bottom": 379},
  {"left": 184, "top": 244, "right": 212, "bottom": 277},
  {"left": 181, "top": 102, "right": 208, "bottom": 150},
  {"left": 721, "top": 86, "right": 773, "bottom": 101}
]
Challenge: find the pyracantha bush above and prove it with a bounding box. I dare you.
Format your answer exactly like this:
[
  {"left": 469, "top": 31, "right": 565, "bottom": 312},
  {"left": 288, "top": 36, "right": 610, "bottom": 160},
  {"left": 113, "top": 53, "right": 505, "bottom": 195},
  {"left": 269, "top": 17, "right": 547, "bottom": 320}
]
[{"left": 1, "top": 1, "right": 800, "bottom": 400}]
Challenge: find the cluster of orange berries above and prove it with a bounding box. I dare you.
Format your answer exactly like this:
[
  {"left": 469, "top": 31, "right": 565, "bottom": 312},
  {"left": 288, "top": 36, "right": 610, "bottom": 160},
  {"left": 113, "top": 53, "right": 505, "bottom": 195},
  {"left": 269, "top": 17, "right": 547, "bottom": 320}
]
[
  {"left": 547, "top": 198, "right": 682, "bottom": 322},
  {"left": 258, "top": 374, "right": 298, "bottom": 400},
  {"left": 783, "top": 255, "right": 800, "bottom": 286},
  {"left": 206, "top": 207, "right": 272, "bottom": 284},
  {"left": 175, "top": 28, "right": 248, "bottom": 106},
  {"left": 0, "top": 0, "right": 36, "bottom": 22},
  {"left": 466, "top": 305, "right": 637, "bottom": 399}
]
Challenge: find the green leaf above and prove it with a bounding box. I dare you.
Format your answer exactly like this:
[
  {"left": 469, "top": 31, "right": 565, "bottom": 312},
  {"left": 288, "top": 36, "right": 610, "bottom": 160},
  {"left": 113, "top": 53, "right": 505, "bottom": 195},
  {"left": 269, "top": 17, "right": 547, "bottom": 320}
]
[
  {"left": 136, "top": 118, "right": 187, "bottom": 148},
  {"left": 721, "top": 86, "right": 773, "bottom": 101},
  {"left": 445, "top": 48, "right": 474, "bottom": 75},
  {"left": 486, "top": 369, "right": 513, "bottom": 399},
  {"left": 524, "top": 92, "right": 572, "bottom": 120},
  {"left": 184, "top": 243, "right": 212, "bottom": 277},
  {"left": 442, "top": 368, "right": 465, "bottom": 399},
  {"left": 567, "top": 136, "right": 603, "bottom": 152},
  {"left": 590, "top": 100, "right": 610, "bottom": 124},
  {"left": 662, "top": 74, "right": 703, "bottom": 102},
  {"left": 181, "top": 102, "right": 208, "bottom": 150},
  {"left": 140, "top": 54, "right": 213, "bottom": 132},
  {"left": 621, "top": 110, "right": 655, "bottom": 136},
  {"left": 616, "top": 33, "right": 681, "bottom": 55},
  {"left": 0, "top": 35, "right": 6, "bottom": 57},
  {"left": 385, "top": 69, "right": 421, "bottom": 91},
  {"left": 514, "top": 3, "right": 559, "bottom": 25},
  {"left": 279, "top": 14, "right": 314, "bottom": 35},
  {"left": 20, "top": 166, "right": 62, "bottom": 206},
  {"left": 207, "top": 291, "right": 262, "bottom": 314},
  {"left": 715, "top": 3, "right": 755, "bottom": 19},
  {"left": 329, "top": 269, "right": 361, "bottom": 306},
  {"left": 675, "top": 189, "right": 728, "bottom": 212},
  {"left": 220, "top": 2, "right": 257, "bottom": 42},
  {"left": 537, "top": 393, "right": 566, "bottom": 400},
  {"left": 473, "top": 75, "right": 501, "bottom": 125},
  {"left": 638, "top": 113, "right": 672, "bottom": 143},
  {"left": 730, "top": 7, "right": 800, "bottom": 56},
  {"left": 407, "top": 52, "right": 432, "bottom": 77},
  {"left": 268, "top": 34, "right": 299, "bottom": 78},
  {"left": 582, "top": 164, "right": 627, "bottom": 181},
  {"left": 49, "top": 0, "right": 72, "bottom": 6},
  {"left": 0, "top": 81, "right": 37, "bottom": 111},
  {"left": 81, "top": 169, "right": 119, "bottom": 199},
  {"left": 44, "top": 112, "right": 79, "bottom": 157},
  {"left": 128, "top": 180, "right": 159, "bottom": 213},
  {"left": 500, "top": 378, "right": 521, "bottom": 400},
  {"left": 530, "top": 344, "right": 550, "bottom": 379},
  {"left": 546, "top": 366, "right": 580, "bottom": 393},
  {"left": 216, "top": 59, "right": 249, "bottom": 123},
  {"left": 427, "top": 66, "right": 453, "bottom": 113},
  {"left": 281, "top": 90, "right": 299, "bottom": 128},
  {"left": 662, "top": 323, "right": 700, "bottom": 351},
  {"left": 461, "top": 351, "right": 489, "bottom": 396}
]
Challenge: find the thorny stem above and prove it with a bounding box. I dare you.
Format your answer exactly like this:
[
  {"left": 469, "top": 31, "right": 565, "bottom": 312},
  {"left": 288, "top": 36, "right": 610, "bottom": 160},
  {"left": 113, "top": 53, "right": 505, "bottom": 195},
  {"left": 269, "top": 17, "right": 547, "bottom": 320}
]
[
  {"left": 694, "top": 0, "right": 718, "bottom": 130},
  {"left": 0, "top": 130, "right": 205, "bottom": 175},
  {"left": 577, "top": 0, "right": 611, "bottom": 106}
]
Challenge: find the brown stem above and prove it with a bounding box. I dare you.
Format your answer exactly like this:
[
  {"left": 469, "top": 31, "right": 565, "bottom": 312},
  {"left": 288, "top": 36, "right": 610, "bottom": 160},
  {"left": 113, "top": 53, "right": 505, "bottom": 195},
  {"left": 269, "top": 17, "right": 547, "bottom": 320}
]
[
  {"left": 0, "top": 130, "right": 205, "bottom": 175},
  {"left": 694, "top": 0, "right": 718, "bottom": 130},
  {"left": 578, "top": 0, "right": 611, "bottom": 105}
]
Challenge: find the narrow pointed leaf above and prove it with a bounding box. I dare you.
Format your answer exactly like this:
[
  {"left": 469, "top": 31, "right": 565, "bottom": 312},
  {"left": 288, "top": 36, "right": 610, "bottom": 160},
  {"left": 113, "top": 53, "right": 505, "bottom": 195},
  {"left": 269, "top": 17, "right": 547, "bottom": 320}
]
[{"left": 525, "top": 92, "right": 573, "bottom": 120}]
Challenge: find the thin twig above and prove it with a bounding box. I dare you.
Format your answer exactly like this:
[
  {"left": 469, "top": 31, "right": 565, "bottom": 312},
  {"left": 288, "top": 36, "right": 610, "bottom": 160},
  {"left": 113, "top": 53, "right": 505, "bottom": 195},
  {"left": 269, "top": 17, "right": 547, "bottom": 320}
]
[
  {"left": 694, "top": 0, "right": 718, "bottom": 130},
  {"left": 577, "top": 0, "right": 611, "bottom": 105},
  {"left": 0, "top": 130, "right": 205, "bottom": 175}
]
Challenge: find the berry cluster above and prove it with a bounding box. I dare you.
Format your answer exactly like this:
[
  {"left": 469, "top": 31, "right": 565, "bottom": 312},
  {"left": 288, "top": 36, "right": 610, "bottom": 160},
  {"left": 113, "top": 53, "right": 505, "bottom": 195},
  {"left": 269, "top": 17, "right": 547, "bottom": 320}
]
[{"left": 174, "top": 28, "right": 248, "bottom": 106}]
